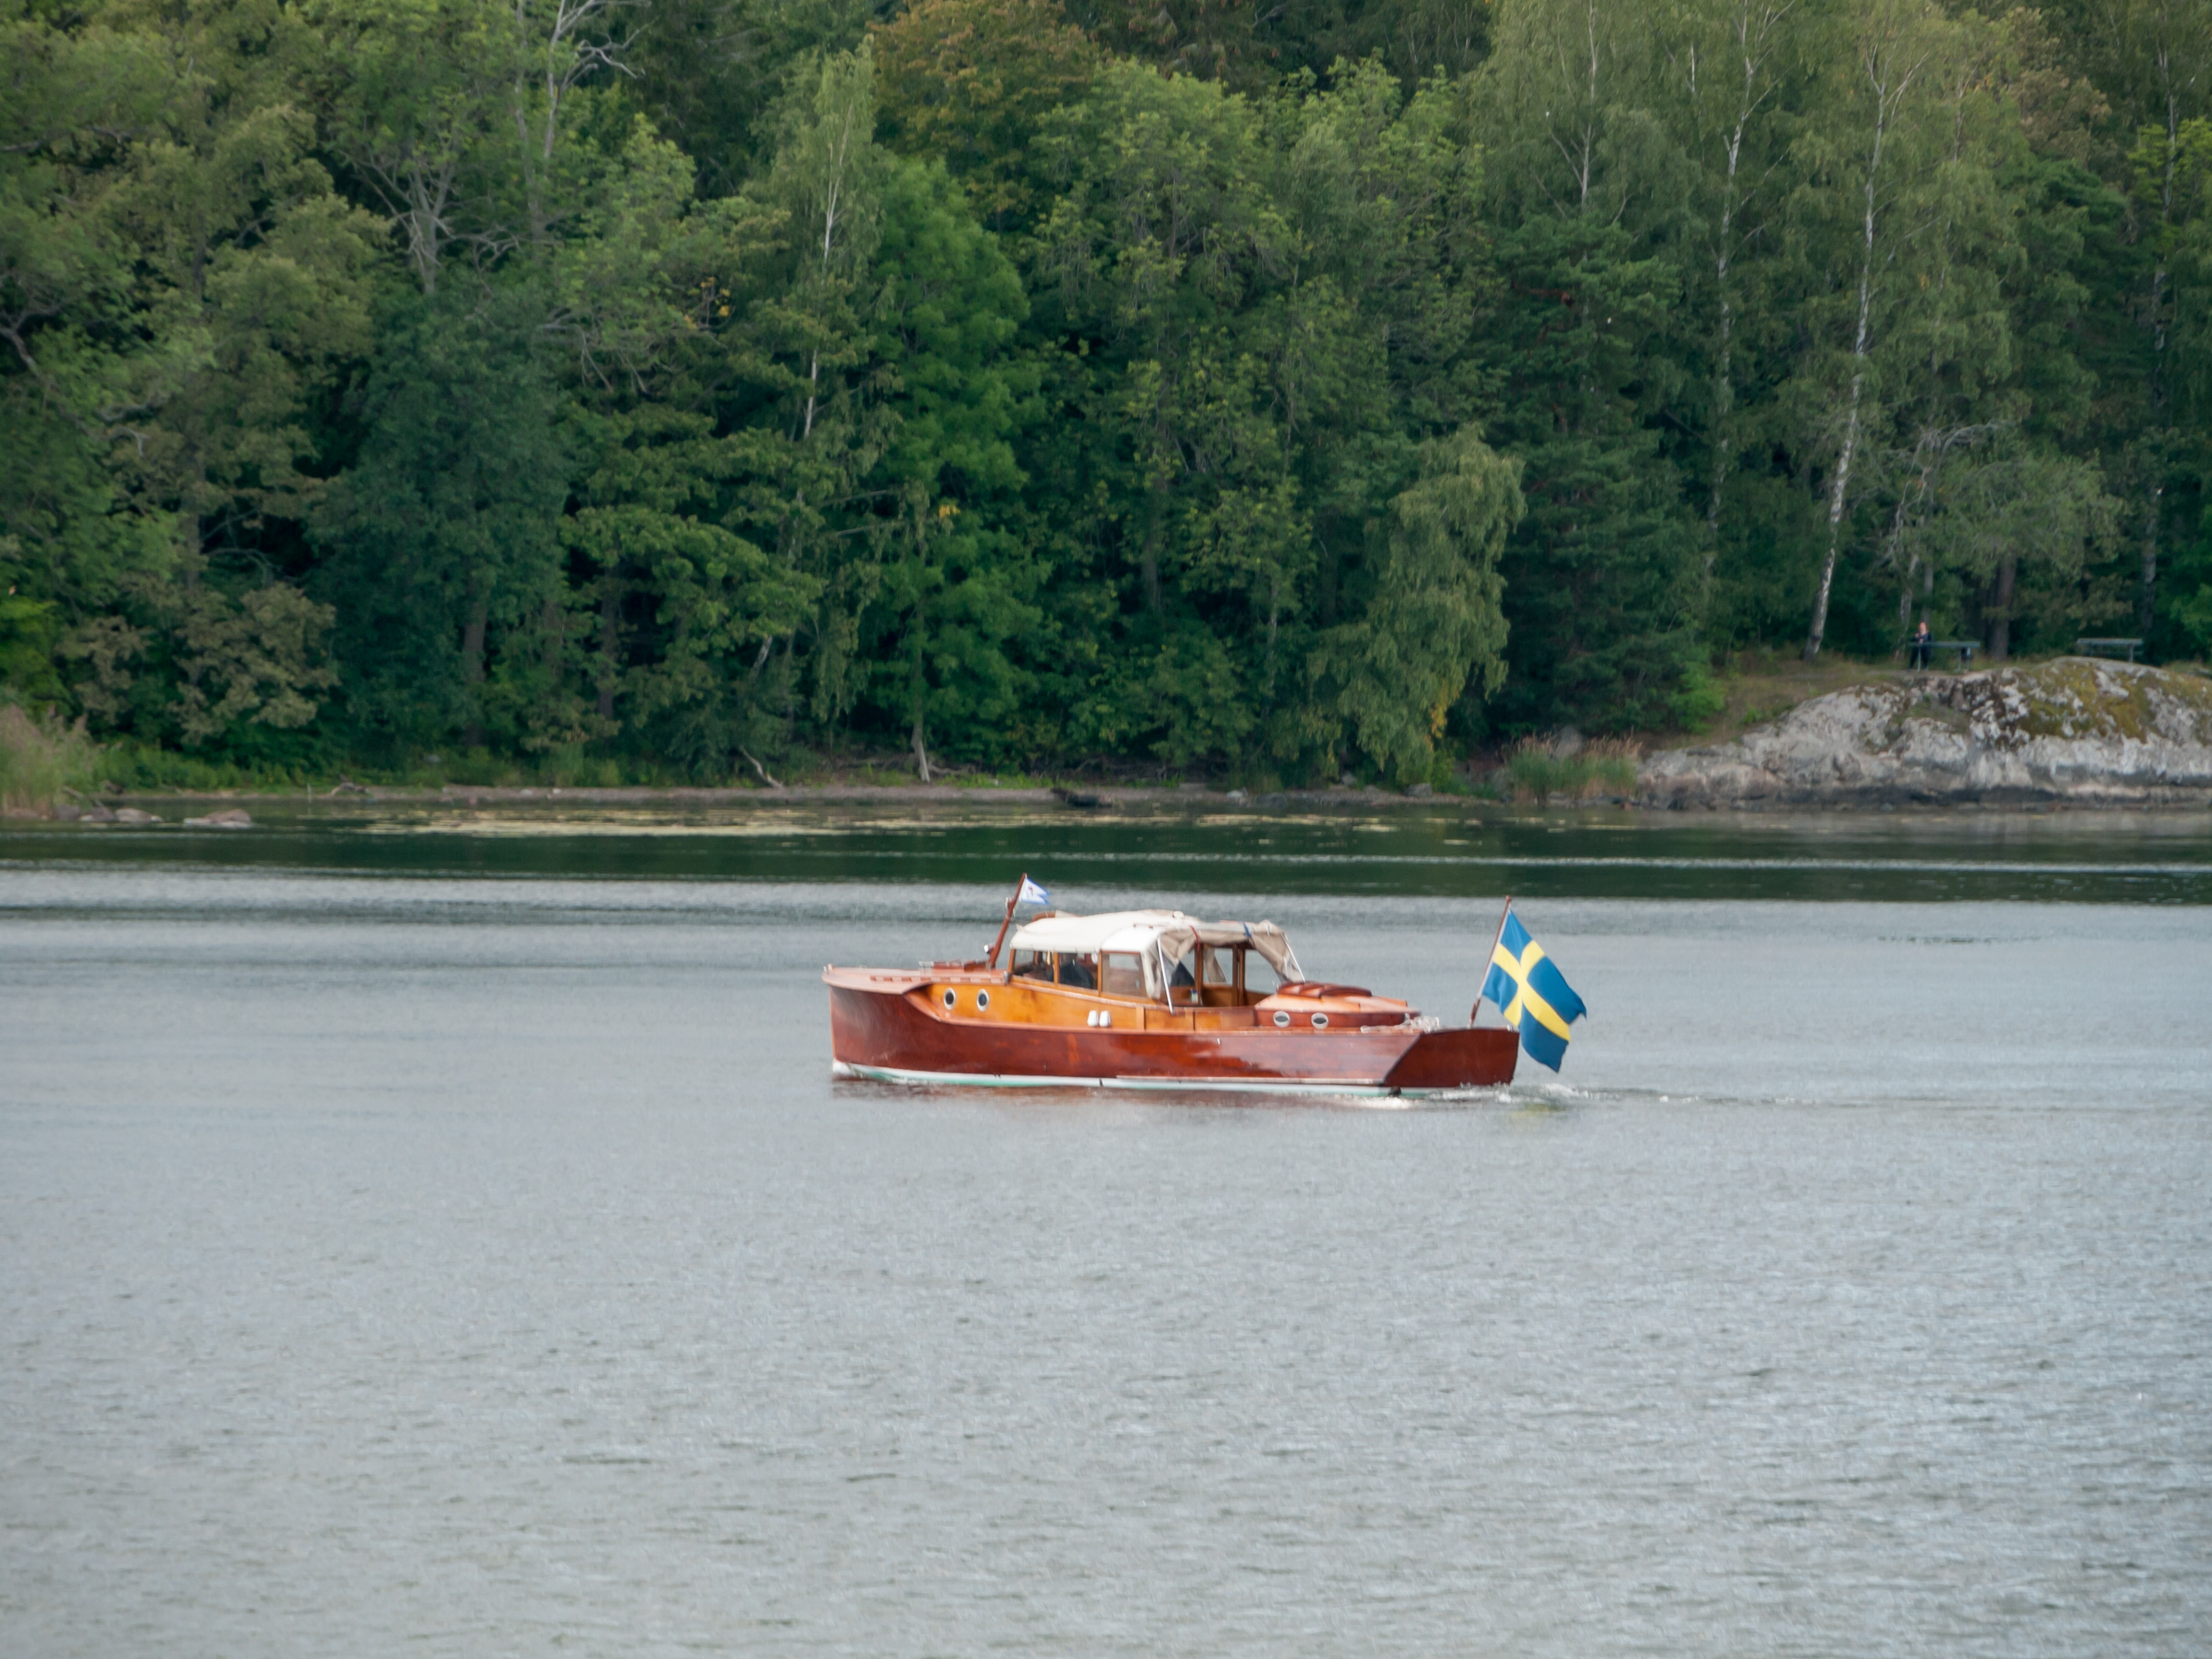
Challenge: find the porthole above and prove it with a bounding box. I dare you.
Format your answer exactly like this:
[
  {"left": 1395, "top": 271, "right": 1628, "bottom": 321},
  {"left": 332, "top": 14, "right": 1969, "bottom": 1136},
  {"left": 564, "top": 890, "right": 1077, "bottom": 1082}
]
[
  {"left": 942, "top": 988, "right": 957, "bottom": 1010},
  {"left": 1310, "top": 1012, "right": 1329, "bottom": 1030},
  {"left": 1272, "top": 1010, "right": 1291, "bottom": 1028},
  {"left": 976, "top": 990, "right": 990, "bottom": 1011}
]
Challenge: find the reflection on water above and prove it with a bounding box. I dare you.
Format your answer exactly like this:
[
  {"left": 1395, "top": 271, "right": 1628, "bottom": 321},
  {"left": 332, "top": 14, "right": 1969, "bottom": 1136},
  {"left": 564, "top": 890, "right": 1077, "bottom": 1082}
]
[
  {"left": 6, "top": 799, "right": 2212, "bottom": 902},
  {"left": 2, "top": 843, "right": 2208, "bottom": 1656}
]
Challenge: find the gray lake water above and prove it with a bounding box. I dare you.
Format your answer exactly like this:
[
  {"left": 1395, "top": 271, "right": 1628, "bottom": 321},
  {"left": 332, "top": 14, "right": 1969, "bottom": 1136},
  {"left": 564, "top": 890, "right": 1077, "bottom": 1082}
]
[{"left": 4, "top": 812, "right": 2210, "bottom": 1655}]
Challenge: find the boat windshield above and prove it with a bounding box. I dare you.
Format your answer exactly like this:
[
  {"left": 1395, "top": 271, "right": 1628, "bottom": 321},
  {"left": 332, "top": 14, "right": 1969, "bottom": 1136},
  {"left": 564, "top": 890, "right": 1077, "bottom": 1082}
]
[{"left": 1100, "top": 952, "right": 1146, "bottom": 998}]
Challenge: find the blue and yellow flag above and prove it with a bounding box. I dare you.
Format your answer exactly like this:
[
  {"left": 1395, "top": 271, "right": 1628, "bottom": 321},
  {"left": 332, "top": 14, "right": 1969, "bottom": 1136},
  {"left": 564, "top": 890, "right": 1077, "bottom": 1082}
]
[{"left": 1480, "top": 905, "right": 1588, "bottom": 1071}]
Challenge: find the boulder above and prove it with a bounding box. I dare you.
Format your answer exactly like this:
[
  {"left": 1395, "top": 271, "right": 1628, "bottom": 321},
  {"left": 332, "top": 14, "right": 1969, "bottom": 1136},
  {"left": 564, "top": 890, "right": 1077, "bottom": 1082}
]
[
  {"left": 111, "top": 807, "right": 161, "bottom": 825},
  {"left": 182, "top": 807, "right": 254, "bottom": 829},
  {"left": 1640, "top": 659, "right": 2212, "bottom": 809}
]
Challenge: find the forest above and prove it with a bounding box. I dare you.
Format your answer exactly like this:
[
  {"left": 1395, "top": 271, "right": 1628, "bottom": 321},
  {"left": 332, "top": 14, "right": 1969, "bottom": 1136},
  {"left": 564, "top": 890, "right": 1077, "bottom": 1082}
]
[{"left": 4, "top": 0, "right": 2209, "bottom": 787}]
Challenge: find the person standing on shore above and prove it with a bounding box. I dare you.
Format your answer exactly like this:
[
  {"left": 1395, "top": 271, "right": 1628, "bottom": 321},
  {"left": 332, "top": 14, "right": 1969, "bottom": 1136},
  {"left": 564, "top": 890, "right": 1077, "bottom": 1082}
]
[{"left": 1911, "top": 620, "right": 1933, "bottom": 670}]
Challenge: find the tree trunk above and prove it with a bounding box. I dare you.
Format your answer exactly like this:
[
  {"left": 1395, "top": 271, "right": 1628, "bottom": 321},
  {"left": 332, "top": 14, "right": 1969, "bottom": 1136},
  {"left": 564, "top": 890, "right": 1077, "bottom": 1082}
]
[
  {"left": 512, "top": 76, "right": 545, "bottom": 245},
  {"left": 1141, "top": 483, "right": 1166, "bottom": 613},
  {"left": 595, "top": 583, "right": 621, "bottom": 724},
  {"left": 1706, "top": 294, "right": 1734, "bottom": 554},
  {"left": 909, "top": 553, "right": 932, "bottom": 783},
  {"left": 540, "top": 597, "right": 565, "bottom": 688},
  {"left": 1805, "top": 31, "right": 1918, "bottom": 662},
  {"left": 1704, "top": 0, "right": 1788, "bottom": 574},
  {"left": 1705, "top": 97, "right": 1747, "bottom": 568},
  {"left": 1803, "top": 376, "right": 1862, "bottom": 663},
  {"left": 1989, "top": 551, "right": 2015, "bottom": 662},
  {"left": 461, "top": 597, "right": 489, "bottom": 749},
  {"left": 1263, "top": 582, "right": 1281, "bottom": 705},
  {"left": 2138, "top": 92, "right": 2176, "bottom": 640},
  {"left": 2139, "top": 482, "right": 2161, "bottom": 638}
]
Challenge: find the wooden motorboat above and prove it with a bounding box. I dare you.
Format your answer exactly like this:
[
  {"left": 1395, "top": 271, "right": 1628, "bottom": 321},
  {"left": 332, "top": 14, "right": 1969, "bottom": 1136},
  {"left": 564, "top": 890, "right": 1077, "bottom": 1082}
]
[{"left": 824, "top": 892, "right": 1517, "bottom": 1097}]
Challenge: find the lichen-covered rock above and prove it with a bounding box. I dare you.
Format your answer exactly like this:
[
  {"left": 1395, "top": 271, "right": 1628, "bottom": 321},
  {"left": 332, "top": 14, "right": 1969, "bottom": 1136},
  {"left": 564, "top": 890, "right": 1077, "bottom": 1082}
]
[{"left": 1640, "top": 659, "right": 2212, "bottom": 808}]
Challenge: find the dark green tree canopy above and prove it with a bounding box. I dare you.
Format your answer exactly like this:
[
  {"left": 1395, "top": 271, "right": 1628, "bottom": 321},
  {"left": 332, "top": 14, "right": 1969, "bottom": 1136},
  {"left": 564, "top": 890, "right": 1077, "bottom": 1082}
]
[{"left": 5, "top": 0, "right": 2208, "bottom": 780}]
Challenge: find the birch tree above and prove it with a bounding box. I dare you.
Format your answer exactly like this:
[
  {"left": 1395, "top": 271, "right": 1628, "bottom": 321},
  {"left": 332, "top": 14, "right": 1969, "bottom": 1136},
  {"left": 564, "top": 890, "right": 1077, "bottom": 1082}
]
[
  {"left": 1794, "top": 0, "right": 1938, "bottom": 659},
  {"left": 763, "top": 43, "right": 882, "bottom": 443},
  {"left": 1671, "top": 0, "right": 1799, "bottom": 568},
  {"left": 744, "top": 43, "right": 887, "bottom": 732}
]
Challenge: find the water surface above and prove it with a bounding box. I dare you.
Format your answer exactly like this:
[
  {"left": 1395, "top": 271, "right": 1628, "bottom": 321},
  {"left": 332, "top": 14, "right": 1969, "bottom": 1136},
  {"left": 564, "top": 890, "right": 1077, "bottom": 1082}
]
[
  {"left": 8, "top": 796, "right": 2212, "bottom": 901},
  {"left": 3, "top": 825, "right": 2207, "bottom": 1655}
]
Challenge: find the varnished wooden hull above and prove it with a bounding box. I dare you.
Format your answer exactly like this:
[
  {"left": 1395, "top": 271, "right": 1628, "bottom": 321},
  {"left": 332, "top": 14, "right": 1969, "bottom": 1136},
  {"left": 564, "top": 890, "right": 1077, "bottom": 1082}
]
[{"left": 825, "top": 973, "right": 1517, "bottom": 1096}]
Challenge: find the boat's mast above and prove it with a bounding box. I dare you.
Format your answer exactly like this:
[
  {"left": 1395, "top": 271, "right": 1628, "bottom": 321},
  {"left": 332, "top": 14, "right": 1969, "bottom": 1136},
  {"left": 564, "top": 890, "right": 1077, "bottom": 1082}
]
[
  {"left": 1474, "top": 895, "right": 1514, "bottom": 1025},
  {"left": 982, "top": 873, "right": 1027, "bottom": 970}
]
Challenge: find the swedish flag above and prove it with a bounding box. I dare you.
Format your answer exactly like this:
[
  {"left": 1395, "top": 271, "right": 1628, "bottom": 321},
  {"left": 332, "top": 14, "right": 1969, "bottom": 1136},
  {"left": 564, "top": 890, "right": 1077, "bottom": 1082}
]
[{"left": 1480, "top": 904, "right": 1588, "bottom": 1071}]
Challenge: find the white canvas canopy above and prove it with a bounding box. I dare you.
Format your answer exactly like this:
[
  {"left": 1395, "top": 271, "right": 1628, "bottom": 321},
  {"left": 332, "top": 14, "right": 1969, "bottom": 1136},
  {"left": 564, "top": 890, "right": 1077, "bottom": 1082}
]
[{"left": 1006, "top": 910, "right": 1302, "bottom": 981}]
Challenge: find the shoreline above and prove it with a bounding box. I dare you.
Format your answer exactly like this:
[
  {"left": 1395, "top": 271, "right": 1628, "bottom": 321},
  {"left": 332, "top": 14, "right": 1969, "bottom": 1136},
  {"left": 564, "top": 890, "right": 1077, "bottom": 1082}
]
[
  {"left": 12, "top": 659, "right": 2210, "bottom": 825},
  {"left": 11, "top": 784, "right": 2209, "bottom": 832}
]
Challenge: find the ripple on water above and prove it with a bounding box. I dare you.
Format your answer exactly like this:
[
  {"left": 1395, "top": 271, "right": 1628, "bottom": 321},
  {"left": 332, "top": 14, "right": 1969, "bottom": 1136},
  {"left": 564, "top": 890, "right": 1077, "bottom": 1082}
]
[{"left": 1, "top": 859, "right": 2208, "bottom": 1656}]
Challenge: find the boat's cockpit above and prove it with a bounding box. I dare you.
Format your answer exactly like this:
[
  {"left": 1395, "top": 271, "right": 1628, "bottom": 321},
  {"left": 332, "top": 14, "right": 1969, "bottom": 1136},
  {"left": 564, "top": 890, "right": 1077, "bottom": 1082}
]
[
  {"left": 1001, "top": 910, "right": 1308, "bottom": 1008},
  {"left": 971, "top": 908, "right": 1416, "bottom": 1032},
  {"left": 1007, "top": 939, "right": 1285, "bottom": 1006}
]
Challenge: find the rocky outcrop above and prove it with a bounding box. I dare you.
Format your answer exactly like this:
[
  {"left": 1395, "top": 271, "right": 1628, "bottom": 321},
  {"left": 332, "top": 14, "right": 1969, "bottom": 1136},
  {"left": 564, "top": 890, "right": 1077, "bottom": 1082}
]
[{"left": 1640, "top": 659, "right": 2212, "bottom": 808}]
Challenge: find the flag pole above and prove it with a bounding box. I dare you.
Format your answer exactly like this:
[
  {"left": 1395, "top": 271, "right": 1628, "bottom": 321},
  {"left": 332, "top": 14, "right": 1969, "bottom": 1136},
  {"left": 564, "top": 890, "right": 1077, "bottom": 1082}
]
[
  {"left": 983, "top": 872, "right": 1027, "bottom": 970},
  {"left": 1473, "top": 894, "right": 1513, "bottom": 1026}
]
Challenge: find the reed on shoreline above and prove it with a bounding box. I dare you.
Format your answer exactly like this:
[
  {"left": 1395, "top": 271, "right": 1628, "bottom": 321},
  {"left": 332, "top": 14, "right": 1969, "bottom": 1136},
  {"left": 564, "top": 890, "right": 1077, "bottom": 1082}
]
[
  {"left": 0, "top": 704, "right": 101, "bottom": 815},
  {"left": 1507, "top": 738, "right": 1643, "bottom": 804}
]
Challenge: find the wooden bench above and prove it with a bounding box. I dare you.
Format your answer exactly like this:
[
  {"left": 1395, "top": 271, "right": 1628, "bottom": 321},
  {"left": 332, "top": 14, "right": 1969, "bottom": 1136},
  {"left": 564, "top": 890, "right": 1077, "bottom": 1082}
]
[{"left": 2075, "top": 637, "right": 2143, "bottom": 662}]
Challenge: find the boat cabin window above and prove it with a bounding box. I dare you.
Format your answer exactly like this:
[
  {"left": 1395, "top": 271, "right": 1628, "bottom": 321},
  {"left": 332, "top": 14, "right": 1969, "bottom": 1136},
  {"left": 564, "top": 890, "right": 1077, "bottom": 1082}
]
[
  {"left": 1170, "top": 945, "right": 1235, "bottom": 1005},
  {"left": 1054, "top": 952, "right": 1096, "bottom": 989},
  {"left": 1009, "top": 949, "right": 1050, "bottom": 981},
  {"left": 1100, "top": 951, "right": 1146, "bottom": 998},
  {"left": 1167, "top": 951, "right": 1199, "bottom": 1004},
  {"left": 1241, "top": 949, "right": 1283, "bottom": 996},
  {"left": 1170, "top": 944, "right": 1243, "bottom": 1006}
]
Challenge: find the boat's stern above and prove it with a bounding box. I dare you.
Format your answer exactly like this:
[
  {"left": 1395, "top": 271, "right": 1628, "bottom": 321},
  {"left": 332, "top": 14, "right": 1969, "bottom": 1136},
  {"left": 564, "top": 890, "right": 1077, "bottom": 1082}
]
[{"left": 1381, "top": 1027, "right": 1519, "bottom": 1091}]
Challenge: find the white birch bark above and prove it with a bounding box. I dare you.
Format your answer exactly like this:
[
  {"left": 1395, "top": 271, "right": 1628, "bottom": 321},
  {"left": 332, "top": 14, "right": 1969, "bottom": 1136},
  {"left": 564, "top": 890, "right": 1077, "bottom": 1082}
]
[
  {"left": 1702, "top": 0, "right": 1794, "bottom": 565},
  {"left": 1804, "top": 19, "right": 1927, "bottom": 661}
]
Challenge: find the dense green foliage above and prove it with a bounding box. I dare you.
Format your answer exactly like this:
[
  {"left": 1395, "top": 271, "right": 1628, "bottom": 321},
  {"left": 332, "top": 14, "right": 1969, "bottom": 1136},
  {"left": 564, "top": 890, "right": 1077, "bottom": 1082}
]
[{"left": 5, "top": 0, "right": 2209, "bottom": 783}]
